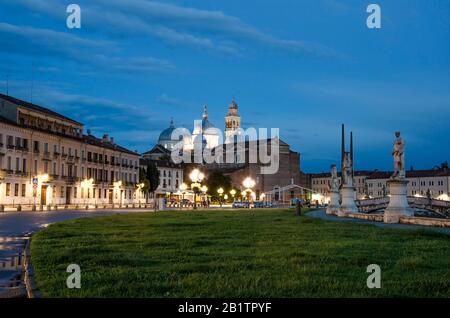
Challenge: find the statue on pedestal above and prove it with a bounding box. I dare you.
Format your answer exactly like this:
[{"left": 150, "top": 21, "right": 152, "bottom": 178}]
[
  {"left": 384, "top": 131, "right": 413, "bottom": 223},
  {"left": 330, "top": 164, "right": 339, "bottom": 192},
  {"left": 326, "top": 164, "right": 340, "bottom": 215},
  {"left": 391, "top": 131, "right": 405, "bottom": 179},
  {"left": 342, "top": 152, "right": 353, "bottom": 187}
]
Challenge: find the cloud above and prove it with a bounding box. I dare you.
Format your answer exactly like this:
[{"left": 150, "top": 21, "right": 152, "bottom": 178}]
[
  {"left": 0, "top": 22, "right": 175, "bottom": 74},
  {"left": 4, "top": 0, "right": 341, "bottom": 58}
]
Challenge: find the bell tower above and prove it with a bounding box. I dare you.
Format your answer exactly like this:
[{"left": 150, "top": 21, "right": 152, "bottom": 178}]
[{"left": 225, "top": 97, "right": 241, "bottom": 143}]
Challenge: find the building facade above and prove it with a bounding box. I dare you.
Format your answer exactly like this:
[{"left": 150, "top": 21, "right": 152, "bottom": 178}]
[
  {"left": 0, "top": 94, "right": 142, "bottom": 207},
  {"left": 141, "top": 144, "right": 184, "bottom": 198},
  {"left": 203, "top": 138, "right": 309, "bottom": 202},
  {"left": 309, "top": 163, "right": 450, "bottom": 204}
]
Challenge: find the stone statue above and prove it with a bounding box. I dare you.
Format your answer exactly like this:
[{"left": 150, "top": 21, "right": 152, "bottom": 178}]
[
  {"left": 391, "top": 131, "right": 405, "bottom": 179},
  {"left": 329, "top": 164, "right": 339, "bottom": 192},
  {"left": 342, "top": 152, "right": 353, "bottom": 187}
]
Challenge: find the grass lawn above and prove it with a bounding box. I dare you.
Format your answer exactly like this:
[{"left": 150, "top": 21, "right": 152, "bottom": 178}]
[{"left": 30, "top": 209, "right": 450, "bottom": 298}]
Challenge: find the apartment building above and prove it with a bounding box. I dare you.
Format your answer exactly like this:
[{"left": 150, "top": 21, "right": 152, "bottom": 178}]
[{"left": 0, "top": 93, "right": 142, "bottom": 207}]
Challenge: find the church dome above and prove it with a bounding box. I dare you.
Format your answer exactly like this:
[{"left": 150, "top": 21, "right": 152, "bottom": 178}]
[{"left": 158, "top": 119, "right": 176, "bottom": 143}]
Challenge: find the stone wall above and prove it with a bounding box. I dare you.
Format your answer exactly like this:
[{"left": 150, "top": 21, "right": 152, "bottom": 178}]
[{"left": 399, "top": 216, "right": 450, "bottom": 228}]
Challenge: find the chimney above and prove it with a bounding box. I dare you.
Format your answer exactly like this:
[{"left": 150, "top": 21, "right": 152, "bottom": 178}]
[
  {"left": 102, "top": 134, "right": 109, "bottom": 142},
  {"left": 87, "top": 129, "right": 91, "bottom": 135},
  {"left": 110, "top": 137, "right": 114, "bottom": 144}
]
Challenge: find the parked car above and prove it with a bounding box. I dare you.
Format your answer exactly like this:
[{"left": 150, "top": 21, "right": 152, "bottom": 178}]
[
  {"left": 253, "top": 201, "right": 265, "bottom": 208},
  {"left": 232, "top": 201, "right": 250, "bottom": 208}
]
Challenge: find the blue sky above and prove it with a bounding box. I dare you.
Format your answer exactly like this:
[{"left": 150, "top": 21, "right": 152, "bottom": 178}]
[{"left": 0, "top": 0, "right": 449, "bottom": 172}]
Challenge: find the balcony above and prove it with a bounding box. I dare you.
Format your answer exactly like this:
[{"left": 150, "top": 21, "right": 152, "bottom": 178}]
[
  {"left": 33, "top": 149, "right": 40, "bottom": 155},
  {"left": 49, "top": 174, "right": 59, "bottom": 181},
  {"left": 53, "top": 151, "right": 60, "bottom": 158},
  {"left": 6, "top": 144, "right": 15, "bottom": 150},
  {"left": 15, "top": 171, "right": 29, "bottom": 177},
  {"left": 68, "top": 155, "right": 75, "bottom": 162},
  {"left": 61, "top": 153, "right": 68, "bottom": 158},
  {"left": 43, "top": 151, "right": 51, "bottom": 160}
]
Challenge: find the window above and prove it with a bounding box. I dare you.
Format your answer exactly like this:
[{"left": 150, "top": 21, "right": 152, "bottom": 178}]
[
  {"left": 14, "top": 183, "right": 19, "bottom": 196},
  {"left": 74, "top": 187, "right": 77, "bottom": 198},
  {"left": 61, "top": 186, "right": 65, "bottom": 198},
  {"left": 15, "top": 157, "right": 19, "bottom": 172},
  {"left": 34, "top": 160, "right": 37, "bottom": 173},
  {"left": 33, "top": 141, "right": 39, "bottom": 152},
  {"left": 6, "top": 183, "right": 11, "bottom": 196},
  {"left": 61, "top": 164, "right": 65, "bottom": 176},
  {"left": 21, "top": 184, "right": 26, "bottom": 197},
  {"left": 44, "top": 161, "right": 48, "bottom": 173},
  {"left": 22, "top": 158, "right": 27, "bottom": 173}
]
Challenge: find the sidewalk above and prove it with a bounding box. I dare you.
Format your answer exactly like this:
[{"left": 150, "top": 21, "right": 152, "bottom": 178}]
[{"left": 307, "top": 210, "right": 450, "bottom": 235}]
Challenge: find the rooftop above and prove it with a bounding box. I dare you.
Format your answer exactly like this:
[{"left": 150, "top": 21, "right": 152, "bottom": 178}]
[{"left": 0, "top": 93, "right": 82, "bottom": 125}]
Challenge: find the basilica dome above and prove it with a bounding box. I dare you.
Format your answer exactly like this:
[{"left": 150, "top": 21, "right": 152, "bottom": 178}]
[{"left": 158, "top": 119, "right": 180, "bottom": 150}]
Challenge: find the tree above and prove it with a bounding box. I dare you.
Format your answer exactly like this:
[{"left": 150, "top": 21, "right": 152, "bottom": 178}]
[
  {"left": 146, "top": 162, "right": 160, "bottom": 196},
  {"left": 204, "top": 170, "right": 232, "bottom": 201},
  {"left": 139, "top": 162, "right": 160, "bottom": 205}
]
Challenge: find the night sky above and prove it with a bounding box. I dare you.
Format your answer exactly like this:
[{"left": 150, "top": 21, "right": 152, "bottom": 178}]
[{"left": 0, "top": 0, "right": 449, "bottom": 172}]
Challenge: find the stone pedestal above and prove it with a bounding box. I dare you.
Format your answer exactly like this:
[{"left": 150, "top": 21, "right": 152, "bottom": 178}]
[
  {"left": 384, "top": 179, "right": 413, "bottom": 223},
  {"left": 158, "top": 198, "right": 166, "bottom": 211},
  {"left": 326, "top": 190, "right": 340, "bottom": 215},
  {"left": 338, "top": 186, "right": 358, "bottom": 216}
]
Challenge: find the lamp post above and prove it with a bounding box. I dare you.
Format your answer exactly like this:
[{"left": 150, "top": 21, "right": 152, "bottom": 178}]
[
  {"left": 217, "top": 187, "right": 224, "bottom": 207},
  {"left": 179, "top": 182, "right": 188, "bottom": 210},
  {"left": 201, "top": 185, "right": 208, "bottom": 207},
  {"left": 189, "top": 169, "right": 204, "bottom": 209},
  {"left": 242, "top": 177, "right": 255, "bottom": 209}
]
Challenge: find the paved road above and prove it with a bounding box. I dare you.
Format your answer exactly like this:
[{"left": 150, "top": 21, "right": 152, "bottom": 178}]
[
  {"left": 307, "top": 210, "right": 450, "bottom": 235},
  {"left": 0, "top": 209, "right": 152, "bottom": 296}
]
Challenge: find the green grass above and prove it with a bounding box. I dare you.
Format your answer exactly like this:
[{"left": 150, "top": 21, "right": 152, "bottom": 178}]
[{"left": 30, "top": 209, "right": 450, "bottom": 298}]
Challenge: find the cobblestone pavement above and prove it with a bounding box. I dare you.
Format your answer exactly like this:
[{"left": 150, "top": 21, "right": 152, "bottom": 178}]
[
  {"left": 307, "top": 209, "right": 450, "bottom": 235},
  {"left": 0, "top": 209, "right": 152, "bottom": 297}
]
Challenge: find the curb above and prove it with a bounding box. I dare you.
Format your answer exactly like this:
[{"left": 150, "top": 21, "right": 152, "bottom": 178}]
[{"left": 22, "top": 239, "right": 42, "bottom": 298}]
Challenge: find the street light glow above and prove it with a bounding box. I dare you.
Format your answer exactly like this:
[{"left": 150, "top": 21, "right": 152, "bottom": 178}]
[{"left": 243, "top": 177, "right": 255, "bottom": 189}]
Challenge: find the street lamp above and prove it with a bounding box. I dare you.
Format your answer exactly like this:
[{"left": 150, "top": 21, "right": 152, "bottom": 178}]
[
  {"left": 179, "top": 182, "right": 188, "bottom": 209},
  {"left": 242, "top": 177, "right": 255, "bottom": 208},
  {"left": 230, "top": 189, "right": 236, "bottom": 202},
  {"left": 189, "top": 169, "right": 204, "bottom": 209},
  {"left": 217, "top": 187, "right": 224, "bottom": 207}
]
